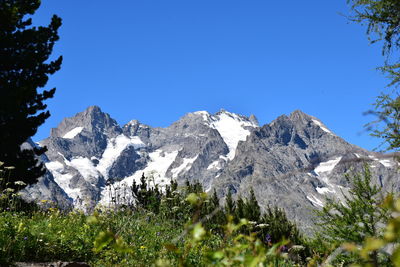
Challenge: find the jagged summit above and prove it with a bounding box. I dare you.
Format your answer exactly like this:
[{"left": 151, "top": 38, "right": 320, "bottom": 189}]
[
  {"left": 289, "top": 109, "right": 312, "bottom": 121},
  {"left": 84, "top": 105, "right": 102, "bottom": 114},
  {"left": 26, "top": 106, "right": 400, "bottom": 233},
  {"left": 48, "top": 105, "right": 120, "bottom": 140},
  {"left": 249, "top": 114, "right": 259, "bottom": 125},
  {"left": 266, "top": 110, "right": 335, "bottom": 138}
]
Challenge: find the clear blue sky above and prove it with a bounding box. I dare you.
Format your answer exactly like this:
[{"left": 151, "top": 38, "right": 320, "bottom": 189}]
[{"left": 33, "top": 1, "right": 389, "bottom": 151}]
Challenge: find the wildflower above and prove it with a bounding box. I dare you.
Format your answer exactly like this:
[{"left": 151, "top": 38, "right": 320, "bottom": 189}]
[
  {"left": 172, "top": 206, "right": 179, "bottom": 212},
  {"left": 4, "top": 166, "right": 15, "bottom": 170},
  {"left": 256, "top": 223, "right": 269, "bottom": 228},
  {"left": 265, "top": 234, "right": 272, "bottom": 243},
  {"left": 140, "top": 245, "right": 146, "bottom": 249},
  {"left": 156, "top": 232, "right": 161, "bottom": 236},
  {"left": 279, "top": 245, "right": 288, "bottom": 253},
  {"left": 23, "top": 237, "right": 28, "bottom": 240},
  {"left": 289, "top": 245, "right": 305, "bottom": 252}
]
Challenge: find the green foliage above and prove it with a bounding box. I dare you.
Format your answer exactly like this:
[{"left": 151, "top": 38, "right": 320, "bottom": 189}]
[
  {"left": 340, "top": 195, "right": 400, "bottom": 267},
  {"left": 347, "top": 0, "right": 400, "bottom": 56},
  {"left": 0, "top": 178, "right": 311, "bottom": 266},
  {"left": 131, "top": 173, "right": 162, "bottom": 213},
  {"left": 366, "top": 93, "right": 400, "bottom": 151},
  {"left": 340, "top": 2, "right": 400, "bottom": 264},
  {"left": 260, "top": 206, "right": 303, "bottom": 246},
  {"left": 204, "top": 217, "right": 292, "bottom": 267},
  {"left": 0, "top": 210, "right": 97, "bottom": 265},
  {"left": 317, "top": 165, "right": 388, "bottom": 244},
  {"left": 0, "top": 163, "right": 39, "bottom": 212},
  {"left": 244, "top": 188, "right": 261, "bottom": 222},
  {"left": 224, "top": 189, "right": 235, "bottom": 215},
  {"left": 235, "top": 196, "right": 246, "bottom": 222},
  {"left": 347, "top": 0, "right": 400, "bottom": 151},
  {"left": 316, "top": 165, "right": 391, "bottom": 265},
  {"left": 0, "top": 0, "right": 62, "bottom": 190}
]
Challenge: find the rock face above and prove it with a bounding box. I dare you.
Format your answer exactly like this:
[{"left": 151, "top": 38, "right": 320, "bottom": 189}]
[
  {"left": 28, "top": 106, "right": 400, "bottom": 231},
  {"left": 18, "top": 139, "right": 72, "bottom": 209},
  {"left": 211, "top": 110, "right": 400, "bottom": 231}
]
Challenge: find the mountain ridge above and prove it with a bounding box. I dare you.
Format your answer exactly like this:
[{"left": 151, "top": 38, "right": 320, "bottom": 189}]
[{"left": 24, "top": 105, "right": 400, "bottom": 232}]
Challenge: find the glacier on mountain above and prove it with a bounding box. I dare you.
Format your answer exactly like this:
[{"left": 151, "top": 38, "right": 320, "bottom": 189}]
[{"left": 25, "top": 106, "right": 400, "bottom": 233}]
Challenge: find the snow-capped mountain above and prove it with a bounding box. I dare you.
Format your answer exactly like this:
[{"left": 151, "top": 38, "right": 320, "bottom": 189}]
[
  {"left": 31, "top": 106, "right": 258, "bottom": 209},
  {"left": 24, "top": 106, "right": 400, "bottom": 232}
]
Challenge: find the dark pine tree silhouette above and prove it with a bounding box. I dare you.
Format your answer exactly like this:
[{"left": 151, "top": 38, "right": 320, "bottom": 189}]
[
  {"left": 225, "top": 189, "right": 235, "bottom": 215},
  {"left": 244, "top": 188, "right": 261, "bottom": 221},
  {"left": 0, "top": 0, "right": 62, "bottom": 190},
  {"left": 235, "top": 196, "right": 246, "bottom": 222}
]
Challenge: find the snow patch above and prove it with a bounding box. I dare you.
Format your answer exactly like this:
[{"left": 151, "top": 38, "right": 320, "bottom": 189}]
[
  {"left": 194, "top": 111, "right": 210, "bottom": 121},
  {"left": 316, "top": 187, "right": 334, "bottom": 194},
  {"left": 45, "top": 161, "right": 77, "bottom": 200},
  {"left": 66, "top": 157, "right": 99, "bottom": 181},
  {"left": 99, "top": 150, "right": 178, "bottom": 205},
  {"left": 210, "top": 112, "right": 257, "bottom": 160},
  {"left": 379, "top": 159, "right": 393, "bottom": 167},
  {"left": 368, "top": 155, "right": 379, "bottom": 161},
  {"left": 171, "top": 156, "right": 198, "bottom": 178},
  {"left": 314, "top": 157, "right": 342, "bottom": 176},
  {"left": 193, "top": 110, "right": 257, "bottom": 160},
  {"left": 307, "top": 195, "right": 324, "bottom": 207},
  {"left": 97, "top": 134, "right": 145, "bottom": 178},
  {"left": 45, "top": 161, "right": 64, "bottom": 172},
  {"left": 63, "top": 127, "right": 84, "bottom": 139},
  {"left": 312, "top": 156, "right": 343, "bottom": 198},
  {"left": 207, "top": 160, "right": 221, "bottom": 170},
  {"left": 312, "top": 119, "right": 333, "bottom": 135}
]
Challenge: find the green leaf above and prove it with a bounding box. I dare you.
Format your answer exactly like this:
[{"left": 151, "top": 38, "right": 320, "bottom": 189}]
[
  {"left": 393, "top": 246, "right": 400, "bottom": 267},
  {"left": 211, "top": 251, "right": 224, "bottom": 260},
  {"left": 164, "top": 243, "right": 179, "bottom": 253},
  {"left": 113, "top": 236, "right": 132, "bottom": 253},
  {"left": 86, "top": 215, "right": 98, "bottom": 225},
  {"left": 93, "top": 230, "right": 114, "bottom": 253},
  {"left": 186, "top": 193, "right": 199, "bottom": 205},
  {"left": 192, "top": 223, "right": 206, "bottom": 241}
]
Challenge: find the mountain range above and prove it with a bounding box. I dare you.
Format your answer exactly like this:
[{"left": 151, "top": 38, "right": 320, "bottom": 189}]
[{"left": 21, "top": 106, "right": 400, "bottom": 232}]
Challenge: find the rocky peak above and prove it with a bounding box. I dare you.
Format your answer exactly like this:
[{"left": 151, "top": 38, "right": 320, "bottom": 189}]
[
  {"left": 249, "top": 114, "right": 259, "bottom": 125},
  {"left": 26, "top": 107, "right": 400, "bottom": 234},
  {"left": 49, "top": 106, "right": 121, "bottom": 139},
  {"left": 123, "top": 120, "right": 151, "bottom": 144},
  {"left": 289, "top": 109, "right": 312, "bottom": 123}
]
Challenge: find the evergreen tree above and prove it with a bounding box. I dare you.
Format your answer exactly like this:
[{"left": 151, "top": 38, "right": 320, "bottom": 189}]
[
  {"left": 244, "top": 188, "right": 261, "bottom": 221},
  {"left": 260, "top": 205, "right": 302, "bottom": 245},
  {"left": 316, "top": 165, "right": 390, "bottom": 265},
  {"left": 206, "top": 189, "right": 225, "bottom": 230},
  {"left": 224, "top": 190, "right": 235, "bottom": 215},
  {"left": 235, "top": 196, "right": 245, "bottom": 222},
  {"left": 210, "top": 189, "right": 220, "bottom": 210},
  {"left": 0, "top": 0, "right": 62, "bottom": 190},
  {"left": 347, "top": 0, "right": 400, "bottom": 151}
]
